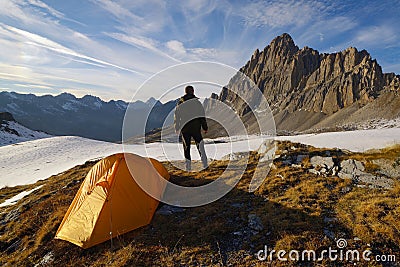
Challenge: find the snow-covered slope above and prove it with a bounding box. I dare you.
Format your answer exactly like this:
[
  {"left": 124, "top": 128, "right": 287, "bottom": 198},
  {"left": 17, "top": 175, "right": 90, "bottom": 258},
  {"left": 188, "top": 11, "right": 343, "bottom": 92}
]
[
  {"left": 0, "top": 120, "right": 51, "bottom": 146},
  {"left": 0, "top": 135, "right": 264, "bottom": 188},
  {"left": 276, "top": 128, "right": 400, "bottom": 152},
  {"left": 1, "top": 128, "right": 400, "bottom": 188}
]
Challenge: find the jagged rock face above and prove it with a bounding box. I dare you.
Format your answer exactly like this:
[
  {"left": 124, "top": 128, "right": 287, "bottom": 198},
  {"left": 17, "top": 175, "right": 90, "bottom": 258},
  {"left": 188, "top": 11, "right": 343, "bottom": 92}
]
[{"left": 217, "top": 33, "right": 399, "bottom": 129}]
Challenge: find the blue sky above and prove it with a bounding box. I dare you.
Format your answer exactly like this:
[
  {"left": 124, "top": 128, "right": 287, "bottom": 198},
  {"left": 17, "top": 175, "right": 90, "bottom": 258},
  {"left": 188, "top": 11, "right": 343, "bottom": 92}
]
[{"left": 0, "top": 0, "right": 399, "bottom": 102}]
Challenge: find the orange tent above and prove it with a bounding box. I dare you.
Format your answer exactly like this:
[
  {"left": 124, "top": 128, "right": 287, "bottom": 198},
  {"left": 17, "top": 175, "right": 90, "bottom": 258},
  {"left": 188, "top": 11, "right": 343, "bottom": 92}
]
[{"left": 55, "top": 153, "right": 170, "bottom": 248}]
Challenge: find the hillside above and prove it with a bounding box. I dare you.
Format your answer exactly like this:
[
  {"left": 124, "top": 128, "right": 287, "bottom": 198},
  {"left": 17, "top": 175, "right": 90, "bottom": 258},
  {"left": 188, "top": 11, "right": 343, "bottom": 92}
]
[
  {"left": 213, "top": 33, "right": 400, "bottom": 134},
  {"left": 0, "top": 92, "right": 176, "bottom": 142},
  {"left": 0, "top": 141, "right": 399, "bottom": 266},
  {"left": 0, "top": 112, "right": 51, "bottom": 146}
]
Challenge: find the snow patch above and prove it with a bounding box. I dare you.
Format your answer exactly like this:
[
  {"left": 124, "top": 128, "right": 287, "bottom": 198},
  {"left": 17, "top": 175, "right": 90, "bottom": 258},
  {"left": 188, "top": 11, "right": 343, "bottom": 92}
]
[
  {"left": 276, "top": 128, "right": 400, "bottom": 152},
  {"left": 93, "top": 100, "right": 102, "bottom": 109},
  {"left": 0, "top": 121, "right": 51, "bottom": 146},
  {"left": 0, "top": 185, "right": 43, "bottom": 207},
  {"left": 1, "top": 128, "right": 400, "bottom": 188},
  {"left": 61, "top": 102, "right": 78, "bottom": 111}
]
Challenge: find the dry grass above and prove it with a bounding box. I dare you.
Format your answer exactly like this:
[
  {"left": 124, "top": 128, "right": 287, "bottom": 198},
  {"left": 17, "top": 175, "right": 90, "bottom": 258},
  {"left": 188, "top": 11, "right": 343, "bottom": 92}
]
[{"left": 0, "top": 142, "right": 399, "bottom": 266}]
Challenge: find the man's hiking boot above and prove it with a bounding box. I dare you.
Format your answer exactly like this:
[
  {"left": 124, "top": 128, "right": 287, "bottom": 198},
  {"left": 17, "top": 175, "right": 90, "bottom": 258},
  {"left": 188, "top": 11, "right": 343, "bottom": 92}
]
[{"left": 185, "top": 160, "right": 191, "bottom": 171}]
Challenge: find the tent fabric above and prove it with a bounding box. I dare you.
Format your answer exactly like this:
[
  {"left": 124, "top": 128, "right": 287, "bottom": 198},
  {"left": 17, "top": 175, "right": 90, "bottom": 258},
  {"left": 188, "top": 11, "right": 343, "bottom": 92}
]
[{"left": 55, "top": 153, "right": 170, "bottom": 249}]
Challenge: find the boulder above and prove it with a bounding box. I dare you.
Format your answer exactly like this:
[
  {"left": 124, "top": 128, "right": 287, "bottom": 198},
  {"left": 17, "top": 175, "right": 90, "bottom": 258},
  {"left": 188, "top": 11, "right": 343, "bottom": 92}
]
[
  {"left": 310, "top": 156, "right": 335, "bottom": 170},
  {"left": 372, "top": 158, "right": 400, "bottom": 178},
  {"left": 338, "top": 159, "right": 364, "bottom": 179},
  {"left": 338, "top": 159, "right": 393, "bottom": 189}
]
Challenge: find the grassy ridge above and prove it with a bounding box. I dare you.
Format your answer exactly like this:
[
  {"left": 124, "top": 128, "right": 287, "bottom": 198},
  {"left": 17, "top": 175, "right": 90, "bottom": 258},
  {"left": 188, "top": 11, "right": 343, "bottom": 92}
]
[{"left": 0, "top": 142, "right": 399, "bottom": 266}]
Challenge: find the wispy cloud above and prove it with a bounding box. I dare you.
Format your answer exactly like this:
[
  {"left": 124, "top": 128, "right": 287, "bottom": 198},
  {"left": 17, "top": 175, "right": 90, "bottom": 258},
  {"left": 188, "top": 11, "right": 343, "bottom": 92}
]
[
  {"left": 237, "top": 0, "right": 329, "bottom": 28},
  {"left": 14, "top": 83, "right": 53, "bottom": 89},
  {"left": 355, "top": 25, "right": 398, "bottom": 47},
  {"left": 1, "top": 24, "right": 144, "bottom": 75},
  {"left": 106, "top": 32, "right": 181, "bottom": 63},
  {"left": 26, "top": 0, "right": 64, "bottom": 19}
]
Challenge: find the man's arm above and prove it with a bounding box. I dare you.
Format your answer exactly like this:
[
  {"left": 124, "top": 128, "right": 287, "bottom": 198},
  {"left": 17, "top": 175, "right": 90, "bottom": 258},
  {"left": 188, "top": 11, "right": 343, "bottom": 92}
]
[
  {"left": 174, "top": 98, "right": 183, "bottom": 133},
  {"left": 200, "top": 103, "right": 208, "bottom": 132}
]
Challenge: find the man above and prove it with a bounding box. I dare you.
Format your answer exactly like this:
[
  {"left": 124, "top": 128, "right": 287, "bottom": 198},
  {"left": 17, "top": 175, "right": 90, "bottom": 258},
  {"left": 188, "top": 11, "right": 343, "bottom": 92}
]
[{"left": 174, "top": 85, "right": 208, "bottom": 171}]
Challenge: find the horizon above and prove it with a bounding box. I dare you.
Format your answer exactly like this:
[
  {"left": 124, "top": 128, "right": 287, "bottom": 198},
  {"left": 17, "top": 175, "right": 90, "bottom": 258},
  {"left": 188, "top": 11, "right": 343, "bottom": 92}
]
[
  {"left": 0, "top": 88, "right": 216, "bottom": 104},
  {"left": 1, "top": 1, "right": 400, "bottom": 102}
]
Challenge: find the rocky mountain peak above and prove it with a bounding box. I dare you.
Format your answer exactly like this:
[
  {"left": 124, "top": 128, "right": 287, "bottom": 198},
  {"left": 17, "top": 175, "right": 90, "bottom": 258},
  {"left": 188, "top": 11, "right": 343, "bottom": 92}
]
[
  {"left": 269, "top": 33, "right": 298, "bottom": 56},
  {"left": 215, "top": 33, "right": 400, "bottom": 134}
]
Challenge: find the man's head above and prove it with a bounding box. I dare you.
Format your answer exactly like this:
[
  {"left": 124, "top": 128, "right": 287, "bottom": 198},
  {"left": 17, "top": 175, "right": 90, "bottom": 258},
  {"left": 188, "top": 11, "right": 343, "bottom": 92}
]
[{"left": 185, "top": 85, "right": 194, "bottom": 95}]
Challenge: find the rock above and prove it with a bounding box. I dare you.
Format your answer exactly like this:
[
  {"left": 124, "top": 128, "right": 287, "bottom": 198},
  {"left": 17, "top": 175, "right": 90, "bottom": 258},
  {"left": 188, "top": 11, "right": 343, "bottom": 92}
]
[
  {"left": 338, "top": 159, "right": 365, "bottom": 179},
  {"left": 324, "top": 217, "right": 337, "bottom": 223},
  {"left": 281, "top": 160, "right": 292, "bottom": 166},
  {"left": 309, "top": 169, "right": 320, "bottom": 175},
  {"left": 34, "top": 251, "right": 54, "bottom": 267},
  {"left": 156, "top": 205, "right": 185, "bottom": 215},
  {"left": 230, "top": 203, "right": 244, "bottom": 208},
  {"left": 296, "top": 154, "right": 307, "bottom": 164},
  {"left": 372, "top": 158, "right": 400, "bottom": 178},
  {"left": 357, "top": 175, "right": 393, "bottom": 189},
  {"left": 310, "top": 156, "right": 335, "bottom": 170},
  {"left": 324, "top": 229, "right": 335, "bottom": 240},
  {"left": 1, "top": 208, "right": 20, "bottom": 224},
  {"left": 339, "top": 159, "right": 393, "bottom": 189},
  {"left": 332, "top": 166, "right": 339, "bottom": 176},
  {"left": 341, "top": 186, "right": 352, "bottom": 193},
  {"left": 248, "top": 214, "right": 264, "bottom": 232},
  {"left": 221, "top": 151, "right": 250, "bottom": 161}
]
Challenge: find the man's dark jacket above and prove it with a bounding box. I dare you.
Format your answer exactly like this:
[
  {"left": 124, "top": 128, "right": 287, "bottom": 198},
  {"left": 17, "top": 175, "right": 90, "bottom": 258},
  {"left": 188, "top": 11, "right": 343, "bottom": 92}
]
[{"left": 174, "top": 93, "right": 208, "bottom": 133}]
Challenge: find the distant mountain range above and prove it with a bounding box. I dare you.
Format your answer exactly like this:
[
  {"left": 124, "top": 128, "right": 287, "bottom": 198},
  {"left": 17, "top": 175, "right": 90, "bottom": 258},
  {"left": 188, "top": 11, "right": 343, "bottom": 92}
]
[
  {"left": 209, "top": 33, "right": 400, "bottom": 134},
  {"left": 0, "top": 92, "right": 176, "bottom": 142}
]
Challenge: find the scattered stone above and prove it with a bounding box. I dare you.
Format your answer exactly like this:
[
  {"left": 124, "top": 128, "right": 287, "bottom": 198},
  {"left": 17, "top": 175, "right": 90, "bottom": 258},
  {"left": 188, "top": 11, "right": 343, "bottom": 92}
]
[
  {"left": 1, "top": 208, "right": 20, "bottom": 224},
  {"left": 281, "top": 160, "right": 292, "bottom": 166},
  {"left": 357, "top": 175, "right": 393, "bottom": 189},
  {"left": 309, "top": 169, "right": 320, "bottom": 175},
  {"left": 323, "top": 217, "right": 337, "bottom": 223},
  {"left": 5, "top": 239, "right": 20, "bottom": 253},
  {"left": 230, "top": 203, "right": 244, "bottom": 208},
  {"left": 332, "top": 166, "right": 339, "bottom": 176},
  {"left": 310, "top": 156, "right": 335, "bottom": 170},
  {"left": 341, "top": 186, "right": 352, "bottom": 193},
  {"left": 338, "top": 159, "right": 364, "bottom": 179},
  {"left": 222, "top": 152, "right": 250, "bottom": 161},
  {"left": 248, "top": 214, "right": 264, "bottom": 232},
  {"left": 338, "top": 159, "right": 393, "bottom": 189},
  {"left": 324, "top": 229, "right": 335, "bottom": 240},
  {"left": 34, "top": 251, "right": 54, "bottom": 267},
  {"left": 296, "top": 154, "right": 307, "bottom": 164},
  {"left": 156, "top": 205, "right": 185, "bottom": 215},
  {"left": 373, "top": 159, "right": 400, "bottom": 178}
]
